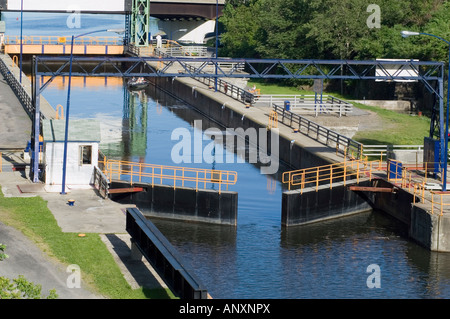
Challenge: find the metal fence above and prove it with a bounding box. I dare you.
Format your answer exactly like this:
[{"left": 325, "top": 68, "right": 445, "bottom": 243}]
[
  {"left": 4, "top": 35, "right": 123, "bottom": 46},
  {"left": 0, "top": 55, "right": 35, "bottom": 120},
  {"left": 104, "top": 159, "right": 238, "bottom": 194},
  {"left": 273, "top": 103, "right": 363, "bottom": 159},
  {"left": 258, "top": 94, "right": 353, "bottom": 117}
]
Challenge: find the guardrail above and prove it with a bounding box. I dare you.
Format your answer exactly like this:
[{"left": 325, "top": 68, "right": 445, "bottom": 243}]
[
  {"left": 0, "top": 55, "right": 35, "bottom": 120},
  {"left": 363, "top": 145, "right": 423, "bottom": 162},
  {"left": 273, "top": 103, "right": 363, "bottom": 159},
  {"left": 126, "top": 207, "right": 209, "bottom": 299},
  {"left": 93, "top": 166, "right": 109, "bottom": 199},
  {"left": 4, "top": 35, "right": 123, "bottom": 46},
  {"left": 183, "top": 63, "right": 255, "bottom": 104},
  {"left": 153, "top": 48, "right": 253, "bottom": 105},
  {"left": 282, "top": 159, "right": 382, "bottom": 192},
  {"left": 258, "top": 94, "right": 353, "bottom": 117},
  {"left": 103, "top": 159, "right": 237, "bottom": 194}
]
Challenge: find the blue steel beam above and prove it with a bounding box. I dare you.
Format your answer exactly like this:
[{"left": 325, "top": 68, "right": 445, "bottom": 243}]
[
  {"left": 34, "top": 56, "right": 444, "bottom": 83},
  {"left": 31, "top": 56, "right": 445, "bottom": 183}
]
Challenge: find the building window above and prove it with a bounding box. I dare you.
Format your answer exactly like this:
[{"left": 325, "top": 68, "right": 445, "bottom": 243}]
[{"left": 79, "top": 145, "right": 92, "bottom": 165}]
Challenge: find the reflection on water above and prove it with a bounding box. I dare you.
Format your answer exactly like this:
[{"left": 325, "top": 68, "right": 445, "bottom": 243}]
[{"left": 40, "top": 77, "right": 450, "bottom": 299}]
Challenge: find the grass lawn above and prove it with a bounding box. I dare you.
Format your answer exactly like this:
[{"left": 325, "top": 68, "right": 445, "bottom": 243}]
[
  {"left": 249, "top": 80, "right": 431, "bottom": 146},
  {"left": 0, "top": 189, "right": 176, "bottom": 299}
]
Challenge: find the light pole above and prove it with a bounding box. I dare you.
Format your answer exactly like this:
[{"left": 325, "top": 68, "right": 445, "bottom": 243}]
[
  {"left": 401, "top": 30, "right": 450, "bottom": 191},
  {"left": 61, "top": 28, "right": 124, "bottom": 194},
  {"left": 215, "top": 0, "right": 219, "bottom": 92}
]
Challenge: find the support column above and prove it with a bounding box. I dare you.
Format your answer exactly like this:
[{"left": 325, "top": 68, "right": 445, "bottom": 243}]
[{"left": 131, "top": 0, "right": 150, "bottom": 47}]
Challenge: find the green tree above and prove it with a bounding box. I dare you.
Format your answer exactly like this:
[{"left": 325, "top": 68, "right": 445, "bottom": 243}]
[
  {"left": 220, "top": 0, "right": 261, "bottom": 57},
  {"left": 255, "top": 0, "right": 317, "bottom": 59}
]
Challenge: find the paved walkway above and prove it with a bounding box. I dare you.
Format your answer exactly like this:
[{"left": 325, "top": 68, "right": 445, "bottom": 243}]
[
  {"left": 0, "top": 69, "right": 31, "bottom": 150},
  {"left": 0, "top": 168, "right": 168, "bottom": 298}
]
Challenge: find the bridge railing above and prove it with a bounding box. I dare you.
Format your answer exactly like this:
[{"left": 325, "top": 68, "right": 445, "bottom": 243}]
[
  {"left": 282, "top": 159, "right": 382, "bottom": 192},
  {"left": 0, "top": 55, "right": 35, "bottom": 120},
  {"left": 103, "top": 159, "right": 238, "bottom": 194},
  {"left": 4, "top": 35, "right": 123, "bottom": 46},
  {"left": 183, "top": 63, "right": 255, "bottom": 104},
  {"left": 273, "top": 103, "right": 363, "bottom": 159}
]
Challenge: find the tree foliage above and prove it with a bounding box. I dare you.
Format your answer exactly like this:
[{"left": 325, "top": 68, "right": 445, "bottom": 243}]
[{"left": 220, "top": 0, "right": 448, "bottom": 62}]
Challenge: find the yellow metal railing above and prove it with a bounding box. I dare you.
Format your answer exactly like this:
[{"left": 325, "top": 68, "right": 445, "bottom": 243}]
[
  {"left": 413, "top": 183, "right": 449, "bottom": 216},
  {"left": 4, "top": 35, "right": 123, "bottom": 46},
  {"left": 268, "top": 110, "right": 278, "bottom": 130},
  {"left": 387, "top": 160, "right": 443, "bottom": 192},
  {"left": 430, "top": 191, "right": 450, "bottom": 216},
  {"left": 282, "top": 159, "right": 382, "bottom": 193},
  {"left": 103, "top": 159, "right": 238, "bottom": 194}
]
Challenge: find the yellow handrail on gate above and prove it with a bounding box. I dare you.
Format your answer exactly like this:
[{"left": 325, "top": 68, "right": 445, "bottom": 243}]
[
  {"left": 282, "top": 159, "right": 382, "bottom": 193},
  {"left": 103, "top": 159, "right": 238, "bottom": 194}
]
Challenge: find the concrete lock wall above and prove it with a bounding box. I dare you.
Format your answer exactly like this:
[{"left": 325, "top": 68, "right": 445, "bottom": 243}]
[
  {"left": 109, "top": 181, "right": 238, "bottom": 226},
  {"left": 410, "top": 206, "right": 450, "bottom": 252},
  {"left": 149, "top": 77, "right": 332, "bottom": 171},
  {"left": 282, "top": 180, "right": 374, "bottom": 226}
]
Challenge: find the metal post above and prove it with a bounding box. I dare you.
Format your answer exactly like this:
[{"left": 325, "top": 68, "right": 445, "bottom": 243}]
[
  {"left": 59, "top": 29, "right": 124, "bottom": 191},
  {"left": 214, "top": 0, "right": 218, "bottom": 92},
  {"left": 32, "top": 56, "right": 41, "bottom": 183},
  {"left": 61, "top": 35, "right": 74, "bottom": 194}
]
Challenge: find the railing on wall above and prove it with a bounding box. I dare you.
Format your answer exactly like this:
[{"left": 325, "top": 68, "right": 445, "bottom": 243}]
[
  {"left": 273, "top": 103, "right": 363, "bottom": 159},
  {"left": 103, "top": 159, "right": 238, "bottom": 194},
  {"left": 4, "top": 35, "right": 123, "bottom": 46},
  {"left": 282, "top": 159, "right": 382, "bottom": 192},
  {"left": 93, "top": 166, "right": 109, "bottom": 199},
  {"left": 0, "top": 55, "right": 35, "bottom": 120},
  {"left": 258, "top": 95, "right": 353, "bottom": 117}
]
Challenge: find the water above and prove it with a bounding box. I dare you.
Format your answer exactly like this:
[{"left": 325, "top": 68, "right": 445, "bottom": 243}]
[
  {"left": 9, "top": 13, "right": 450, "bottom": 299},
  {"left": 38, "top": 79, "right": 450, "bottom": 299}
]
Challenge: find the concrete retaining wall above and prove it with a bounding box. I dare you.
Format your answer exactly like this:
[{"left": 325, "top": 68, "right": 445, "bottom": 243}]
[
  {"left": 410, "top": 206, "right": 450, "bottom": 252},
  {"left": 149, "top": 77, "right": 332, "bottom": 171},
  {"left": 282, "top": 179, "right": 374, "bottom": 226},
  {"left": 371, "top": 179, "right": 415, "bottom": 226},
  {"left": 109, "top": 181, "right": 238, "bottom": 226}
]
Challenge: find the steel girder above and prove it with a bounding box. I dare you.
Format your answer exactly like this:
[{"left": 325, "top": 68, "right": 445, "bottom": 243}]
[{"left": 130, "top": 0, "right": 150, "bottom": 47}]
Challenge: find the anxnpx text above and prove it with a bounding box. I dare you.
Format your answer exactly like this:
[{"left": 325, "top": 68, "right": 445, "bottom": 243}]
[{"left": 179, "top": 303, "right": 271, "bottom": 316}]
